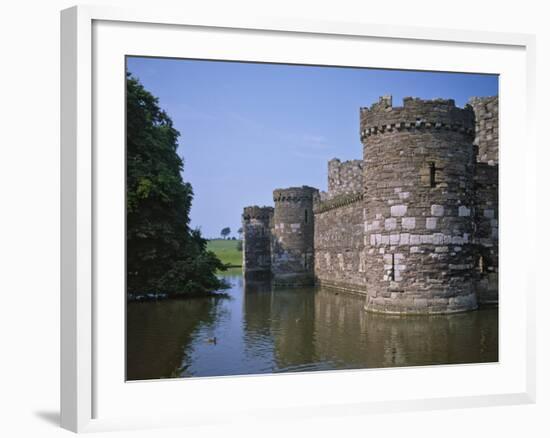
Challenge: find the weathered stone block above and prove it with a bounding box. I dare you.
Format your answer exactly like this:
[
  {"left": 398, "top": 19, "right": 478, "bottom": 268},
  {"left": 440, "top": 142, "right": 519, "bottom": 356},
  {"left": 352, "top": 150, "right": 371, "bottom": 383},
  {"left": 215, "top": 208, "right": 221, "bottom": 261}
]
[
  {"left": 421, "top": 234, "right": 434, "bottom": 244},
  {"left": 414, "top": 298, "right": 429, "bottom": 308},
  {"left": 431, "top": 205, "right": 445, "bottom": 216},
  {"left": 402, "top": 217, "right": 416, "bottom": 229},
  {"left": 432, "top": 233, "right": 444, "bottom": 245},
  {"left": 451, "top": 236, "right": 464, "bottom": 245},
  {"left": 391, "top": 204, "right": 408, "bottom": 217},
  {"left": 370, "top": 220, "right": 380, "bottom": 231},
  {"left": 384, "top": 217, "right": 397, "bottom": 230},
  {"left": 426, "top": 217, "right": 437, "bottom": 229}
]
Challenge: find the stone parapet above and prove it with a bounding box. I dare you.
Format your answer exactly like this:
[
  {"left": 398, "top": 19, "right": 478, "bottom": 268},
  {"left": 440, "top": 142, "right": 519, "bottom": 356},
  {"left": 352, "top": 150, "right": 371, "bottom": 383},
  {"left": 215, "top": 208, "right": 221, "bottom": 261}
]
[
  {"left": 314, "top": 192, "right": 363, "bottom": 214},
  {"left": 243, "top": 205, "right": 274, "bottom": 221},
  {"left": 360, "top": 96, "right": 475, "bottom": 141}
]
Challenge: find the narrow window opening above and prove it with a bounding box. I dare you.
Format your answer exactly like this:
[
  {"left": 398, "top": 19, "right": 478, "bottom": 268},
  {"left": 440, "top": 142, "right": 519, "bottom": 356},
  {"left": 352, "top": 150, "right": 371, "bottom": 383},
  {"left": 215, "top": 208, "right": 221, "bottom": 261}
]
[
  {"left": 390, "top": 253, "right": 395, "bottom": 281},
  {"left": 304, "top": 209, "right": 308, "bottom": 224},
  {"left": 429, "top": 161, "right": 436, "bottom": 187},
  {"left": 478, "top": 255, "right": 485, "bottom": 273}
]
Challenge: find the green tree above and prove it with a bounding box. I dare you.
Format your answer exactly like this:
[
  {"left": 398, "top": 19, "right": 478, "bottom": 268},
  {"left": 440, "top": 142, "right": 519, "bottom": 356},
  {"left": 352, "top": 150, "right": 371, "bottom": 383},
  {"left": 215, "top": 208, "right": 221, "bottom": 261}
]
[
  {"left": 220, "top": 227, "right": 231, "bottom": 240},
  {"left": 126, "top": 73, "right": 227, "bottom": 297}
]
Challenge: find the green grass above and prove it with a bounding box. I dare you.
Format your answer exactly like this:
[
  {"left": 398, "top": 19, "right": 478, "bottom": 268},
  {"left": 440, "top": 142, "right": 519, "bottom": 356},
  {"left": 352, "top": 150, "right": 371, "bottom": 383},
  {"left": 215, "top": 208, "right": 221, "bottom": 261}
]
[{"left": 207, "top": 239, "right": 242, "bottom": 267}]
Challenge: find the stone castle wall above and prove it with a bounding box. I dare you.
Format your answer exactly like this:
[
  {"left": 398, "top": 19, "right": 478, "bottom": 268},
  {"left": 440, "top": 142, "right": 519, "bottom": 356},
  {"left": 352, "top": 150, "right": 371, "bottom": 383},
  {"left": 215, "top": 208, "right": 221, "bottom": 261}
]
[
  {"left": 313, "top": 159, "right": 366, "bottom": 293},
  {"left": 313, "top": 195, "right": 366, "bottom": 294},
  {"left": 241, "top": 94, "right": 499, "bottom": 315},
  {"left": 242, "top": 206, "right": 273, "bottom": 280},
  {"left": 474, "top": 164, "right": 498, "bottom": 303},
  {"left": 361, "top": 97, "right": 478, "bottom": 314},
  {"left": 469, "top": 96, "right": 499, "bottom": 165},
  {"left": 470, "top": 96, "right": 499, "bottom": 304},
  {"left": 327, "top": 159, "right": 364, "bottom": 199}
]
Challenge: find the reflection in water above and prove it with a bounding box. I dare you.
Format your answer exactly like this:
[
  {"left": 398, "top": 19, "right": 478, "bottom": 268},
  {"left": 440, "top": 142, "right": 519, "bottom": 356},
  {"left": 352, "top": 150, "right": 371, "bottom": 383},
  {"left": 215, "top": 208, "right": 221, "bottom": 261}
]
[
  {"left": 126, "top": 297, "right": 222, "bottom": 380},
  {"left": 127, "top": 272, "right": 498, "bottom": 380}
]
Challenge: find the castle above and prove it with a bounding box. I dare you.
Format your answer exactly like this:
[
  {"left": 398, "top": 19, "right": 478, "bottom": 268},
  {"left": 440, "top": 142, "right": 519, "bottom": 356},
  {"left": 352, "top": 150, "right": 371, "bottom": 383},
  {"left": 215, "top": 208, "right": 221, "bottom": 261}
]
[{"left": 242, "top": 96, "right": 498, "bottom": 314}]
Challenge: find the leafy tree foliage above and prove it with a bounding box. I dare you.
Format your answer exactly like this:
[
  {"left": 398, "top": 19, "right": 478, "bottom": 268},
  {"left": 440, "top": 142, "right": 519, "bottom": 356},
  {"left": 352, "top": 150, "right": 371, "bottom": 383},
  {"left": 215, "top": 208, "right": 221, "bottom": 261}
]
[
  {"left": 220, "top": 227, "right": 231, "bottom": 239},
  {"left": 126, "top": 73, "right": 227, "bottom": 296}
]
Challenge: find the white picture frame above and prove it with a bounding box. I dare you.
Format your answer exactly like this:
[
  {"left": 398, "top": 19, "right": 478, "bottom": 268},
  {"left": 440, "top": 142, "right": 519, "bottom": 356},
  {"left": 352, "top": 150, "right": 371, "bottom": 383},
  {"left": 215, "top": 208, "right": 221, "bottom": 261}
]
[{"left": 60, "top": 4, "right": 537, "bottom": 433}]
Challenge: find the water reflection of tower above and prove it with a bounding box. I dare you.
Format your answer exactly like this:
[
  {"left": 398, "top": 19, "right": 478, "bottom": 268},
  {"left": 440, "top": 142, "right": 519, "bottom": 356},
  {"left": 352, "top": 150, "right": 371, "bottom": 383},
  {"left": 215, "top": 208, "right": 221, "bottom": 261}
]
[
  {"left": 243, "top": 281, "right": 317, "bottom": 371},
  {"left": 241, "top": 279, "right": 276, "bottom": 370},
  {"left": 312, "top": 289, "right": 373, "bottom": 367},
  {"left": 311, "top": 290, "right": 497, "bottom": 369},
  {"left": 268, "top": 287, "right": 317, "bottom": 371},
  {"left": 362, "top": 311, "right": 498, "bottom": 368},
  {"left": 242, "top": 279, "right": 273, "bottom": 337}
]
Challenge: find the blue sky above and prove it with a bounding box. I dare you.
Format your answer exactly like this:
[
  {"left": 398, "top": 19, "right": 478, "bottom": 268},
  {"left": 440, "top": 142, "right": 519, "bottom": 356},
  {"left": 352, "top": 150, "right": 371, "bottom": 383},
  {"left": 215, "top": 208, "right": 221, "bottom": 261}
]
[{"left": 127, "top": 57, "right": 498, "bottom": 239}]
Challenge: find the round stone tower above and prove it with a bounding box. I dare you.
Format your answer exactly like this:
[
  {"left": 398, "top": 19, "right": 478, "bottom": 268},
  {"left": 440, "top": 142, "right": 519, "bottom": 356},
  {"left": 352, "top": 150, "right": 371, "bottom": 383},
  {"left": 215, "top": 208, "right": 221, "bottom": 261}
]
[
  {"left": 361, "top": 96, "right": 477, "bottom": 314},
  {"left": 242, "top": 206, "right": 273, "bottom": 281},
  {"left": 271, "top": 186, "right": 318, "bottom": 287}
]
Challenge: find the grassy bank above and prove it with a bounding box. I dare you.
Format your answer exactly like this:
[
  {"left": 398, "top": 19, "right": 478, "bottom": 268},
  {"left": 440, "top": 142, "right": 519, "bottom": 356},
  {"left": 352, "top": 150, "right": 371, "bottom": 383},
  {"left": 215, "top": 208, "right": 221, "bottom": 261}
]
[{"left": 207, "top": 239, "right": 242, "bottom": 267}]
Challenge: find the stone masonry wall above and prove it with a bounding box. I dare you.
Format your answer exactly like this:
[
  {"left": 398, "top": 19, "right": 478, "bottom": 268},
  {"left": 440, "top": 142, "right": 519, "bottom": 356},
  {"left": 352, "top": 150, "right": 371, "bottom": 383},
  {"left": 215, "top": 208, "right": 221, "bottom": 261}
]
[
  {"left": 327, "top": 159, "right": 364, "bottom": 199},
  {"left": 313, "top": 195, "right": 366, "bottom": 293},
  {"left": 361, "top": 97, "right": 478, "bottom": 314},
  {"left": 471, "top": 96, "right": 499, "bottom": 304},
  {"left": 242, "top": 206, "right": 273, "bottom": 280},
  {"left": 474, "top": 164, "right": 498, "bottom": 303},
  {"left": 469, "top": 96, "right": 499, "bottom": 165},
  {"left": 271, "top": 186, "right": 318, "bottom": 286}
]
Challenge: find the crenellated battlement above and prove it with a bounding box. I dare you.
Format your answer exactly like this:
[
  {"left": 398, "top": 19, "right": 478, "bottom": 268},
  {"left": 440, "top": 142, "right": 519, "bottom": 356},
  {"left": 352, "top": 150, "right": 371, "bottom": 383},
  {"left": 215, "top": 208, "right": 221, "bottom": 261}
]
[
  {"left": 242, "top": 206, "right": 273, "bottom": 221},
  {"left": 273, "top": 186, "right": 319, "bottom": 204},
  {"left": 360, "top": 96, "right": 475, "bottom": 140}
]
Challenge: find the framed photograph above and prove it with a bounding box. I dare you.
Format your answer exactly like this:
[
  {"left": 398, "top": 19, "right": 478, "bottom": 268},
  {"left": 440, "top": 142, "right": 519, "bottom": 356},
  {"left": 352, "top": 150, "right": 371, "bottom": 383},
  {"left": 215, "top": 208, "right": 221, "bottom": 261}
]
[{"left": 61, "top": 5, "right": 536, "bottom": 433}]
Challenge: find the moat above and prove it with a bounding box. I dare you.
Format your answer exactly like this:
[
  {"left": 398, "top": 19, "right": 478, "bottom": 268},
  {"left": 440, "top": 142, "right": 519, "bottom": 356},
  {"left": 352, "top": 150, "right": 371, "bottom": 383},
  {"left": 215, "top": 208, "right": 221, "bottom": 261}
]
[{"left": 127, "top": 270, "right": 498, "bottom": 380}]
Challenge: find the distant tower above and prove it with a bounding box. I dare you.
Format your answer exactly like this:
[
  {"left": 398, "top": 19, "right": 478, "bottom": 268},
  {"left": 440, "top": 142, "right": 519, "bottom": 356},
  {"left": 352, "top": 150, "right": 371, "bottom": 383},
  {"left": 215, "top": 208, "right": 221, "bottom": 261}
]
[
  {"left": 242, "top": 206, "right": 273, "bottom": 281},
  {"left": 361, "top": 96, "right": 477, "bottom": 314},
  {"left": 271, "top": 186, "right": 318, "bottom": 286}
]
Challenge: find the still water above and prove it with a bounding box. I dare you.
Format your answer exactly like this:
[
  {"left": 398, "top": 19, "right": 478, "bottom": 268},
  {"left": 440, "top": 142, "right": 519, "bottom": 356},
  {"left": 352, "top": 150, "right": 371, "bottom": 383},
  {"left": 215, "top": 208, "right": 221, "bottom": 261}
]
[{"left": 127, "top": 270, "right": 498, "bottom": 380}]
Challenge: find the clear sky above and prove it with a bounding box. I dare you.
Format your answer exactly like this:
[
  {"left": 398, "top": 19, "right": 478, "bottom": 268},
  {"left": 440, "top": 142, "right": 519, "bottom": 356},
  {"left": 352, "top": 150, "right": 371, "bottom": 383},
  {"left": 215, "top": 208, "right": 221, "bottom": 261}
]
[{"left": 127, "top": 57, "right": 498, "bottom": 239}]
